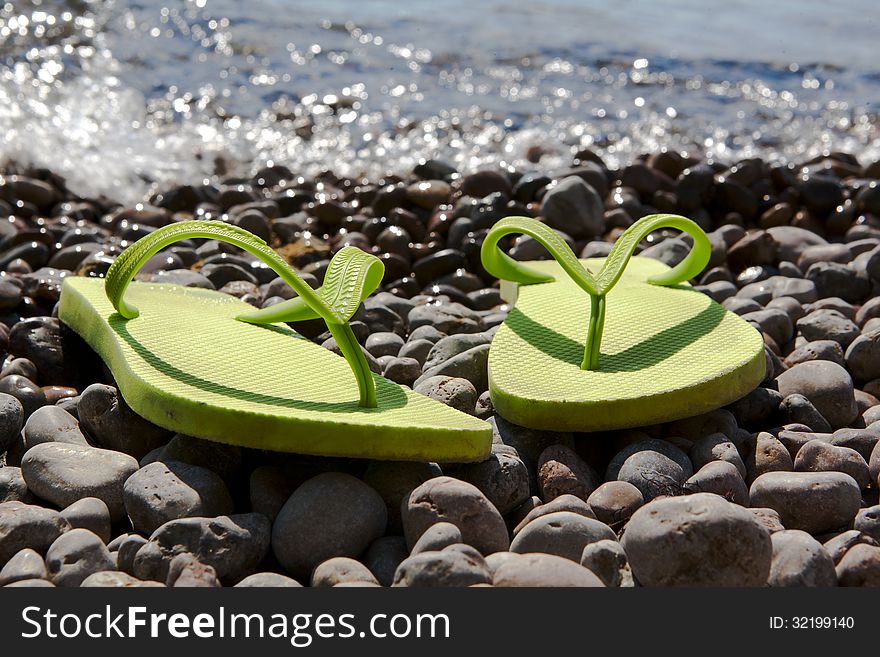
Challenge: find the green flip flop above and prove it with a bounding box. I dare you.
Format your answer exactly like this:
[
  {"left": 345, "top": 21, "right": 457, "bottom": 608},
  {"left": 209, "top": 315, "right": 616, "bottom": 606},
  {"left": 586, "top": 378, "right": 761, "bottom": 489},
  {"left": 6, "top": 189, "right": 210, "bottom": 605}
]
[
  {"left": 58, "top": 221, "right": 491, "bottom": 462},
  {"left": 481, "top": 214, "right": 765, "bottom": 432}
]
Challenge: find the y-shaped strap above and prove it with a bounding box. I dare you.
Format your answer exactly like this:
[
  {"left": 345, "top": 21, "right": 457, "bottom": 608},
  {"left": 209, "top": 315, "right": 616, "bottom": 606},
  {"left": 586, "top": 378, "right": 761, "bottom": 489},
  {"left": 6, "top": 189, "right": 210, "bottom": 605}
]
[
  {"left": 105, "top": 220, "right": 384, "bottom": 407},
  {"left": 481, "top": 214, "right": 710, "bottom": 370}
]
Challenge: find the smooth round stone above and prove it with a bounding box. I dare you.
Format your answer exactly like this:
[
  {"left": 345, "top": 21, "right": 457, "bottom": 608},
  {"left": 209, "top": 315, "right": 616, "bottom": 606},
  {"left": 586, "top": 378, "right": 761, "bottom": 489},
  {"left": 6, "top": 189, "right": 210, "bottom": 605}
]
[
  {"left": 622, "top": 493, "right": 772, "bottom": 586},
  {"left": 836, "top": 426, "right": 880, "bottom": 462},
  {"left": 46, "top": 528, "right": 115, "bottom": 587},
  {"left": 750, "top": 507, "right": 786, "bottom": 534},
  {"left": 540, "top": 176, "right": 605, "bottom": 239},
  {"left": 77, "top": 384, "right": 172, "bottom": 459},
  {"left": 0, "top": 392, "right": 24, "bottom": 453},
  {"left": 742, "top": 308, "right": 794, "bottom": 347},
  {"left": 536, "top": 444, "right": 599, "bottom": 502},
  {"left": 423, "top": 333, "right": 492, "bottom": 371},
  {"left": 779, "top": 394, "right": 832, "bottom": 433},
  {"left": 0, "top": 501, "right": 71, "bottom": 563},
  {"left": 447, "top": 447, "right": 530, "bottom": 515},
  {"left": 510, "top": 511, "right": 616, "bottom": 562},
  {"left": 115, "top": 534, "right": 148, "bottom": 575},
  {"left": 311, "top": 557, "right": 380, "bottom": 587},
  {"left": 411, "top": 522, "right": 463, "bottom": 555},
  {"left": 413, "top": 375, "right": 477, "bottom": 414},
  {"left": 393, "top": 546, "right": 492, "bottom": 587},
  {"left": 123, "top": 461, "right": 234, "bottom": 534},
  {"left": 134, "top": 513, "right": 270, "bottom": 584},
  {"left": 854, "top": 505, "right": 880, "bottom": 542},
  {"left": 689, "top": 432, "right": 747, "bottom": 478},
  {"left": 794, "top": 439, "right": 871, "bottom": 489},
  {"left": 152, "top": 269, "right": 214, "bottom": 289},
  {"left": 363, "top": 536, "right": 409, "bottom": 587},
  {"left": 272, "top": 473, "right": 387, "bottom": 579},
  {"left": 402, "top": 476, "right": 509, "bottom": 554},
  {"left": 835, "top": 544, "right": 880, "bottom": 586},
  {"left": 0, "top": 467, "right": 32, "bottom": 504},
  {"left": 166, "top": 553, "right": 222, "bottom": 587},
  {"left": 776, "top": 361, "right": 858, "bottom": 429},
  {"left": 8, "top": 316, "right": 65, "bottom": 383},
  {"left": 617, "top": 449, "right": 692, "bottom": 501},
  {"left": 0, "top": 375, "right": 47, "bottom": 417},
  {"left": 749, "top": 471, "right": 862, "bottom": 534},
  {"left": 846, "top": 328, "right": 880, "bottom": 383},
  {"left": 606, "top": 439, "right": 692, "bottom": 481},
  {"left": 683, "top": 460, "right": 750, "bottom": 506},
  {"left": 81, "top": 571, "right": 165, "bottom": 588},
  {"left": 587, "top": 481, "right": 644, "bottom": 527},
  {"left": 382, "top": 357, "right": 422, "bottom": 386},
  {"left": 768, "top": 529, "right": 837, "bottom": 587},
  {"left": 0, "top": 548, "right": 47, "bottom": 585},
  {"left": 494, "top": 552, "right": 604, "bottom": 587},
  {"left": 21, "top": 442, "right": 139, "bottom": 521},
  {"left": 580, "top": 539, "right": 628, "bottom": 587},
  {"left": 60, "top": 497, "right": 112, "bottom": 544},
  {"left": 822, "top": 530, "right": 877, "bottom": 563},
  {"left": 407, "top": 302, "right": 484, "bottom": 335},
  {"left": 233, "top": 572, "right": 301, "bottom": 587},
  {"left": 21, "top": 405, "right": 88, "bottom": 451},
  {"left": 871, "top": 440, "right": 880, "bottom": 486},
  {"left": 513, "top": 494, "right": 596, "bottom": 536},
  {"left": 415, "top": 344, "right": 490, "bottom": 392},
  {"left": 365, "top": 331, "right": 405, "bottom": 358},
  {"left": 398, "top": 338, "right": 433, "bottom": 366},
  {"left": 796, "top": 309, "right": 859, "bottom": 347}
]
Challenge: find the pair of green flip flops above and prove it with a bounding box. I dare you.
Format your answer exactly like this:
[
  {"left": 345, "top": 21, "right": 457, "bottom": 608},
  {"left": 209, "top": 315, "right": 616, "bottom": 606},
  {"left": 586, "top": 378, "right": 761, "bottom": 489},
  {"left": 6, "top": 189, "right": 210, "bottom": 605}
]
[{"left": 58, "top": 214, "right": 764, "bottom": 463}]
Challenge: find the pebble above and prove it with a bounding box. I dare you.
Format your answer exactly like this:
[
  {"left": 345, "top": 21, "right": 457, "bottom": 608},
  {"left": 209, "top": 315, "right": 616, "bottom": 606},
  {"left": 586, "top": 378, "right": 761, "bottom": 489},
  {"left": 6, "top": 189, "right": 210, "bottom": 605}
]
[
  {"left": 779, "top": 394, "right": 832, "bottom": 432},
  {"left": 134, "top": 513, "right": 271, "bottom": 584},
  {"left": 622, "top": 493, "right": 772, "bottom": 586},
  {"left": 413, "top": 375, "right": 478, "bottom": 414},
  {"left": 235, "top": 572, "right": 302, "bottom": 587},
  {"left": 0, "top": 392, "right": 24, "bottom": 453},
  {"left": 81, "top": 571, "right": 165, "bottom": 588},
  {"left": 446, "top": 447, "right": 530, "bottom": 515},
  {"left": 854, "top": 505, "right": 880, "bottom": 542},
  {"left": 166, "top": 553, "right": 222, "bottom": 587},
  {"left": 540, "top": 176, "right": 605, "bottom": 239},
  {"left": 794, "top": 439, "right": 871, "bottom": 489},
  {"left": 0, "top": 466, "right": 33, "bottom": 503},
  {"left": 60, "top": 497, "right": 111, "bottom": 544},
  {"left": 272, "top": 473, "right": 387, "bottom": 579},
  {"left": 513, "top": 494, "right": 596, "bottom": 535},
  {"left": 411, "top": 522, "right": 463, "bottom": 554},
  {"left": 615, "top": 448, "right": 692, "bottom": 501},
  {"left": 365, "top": 331, "right": 404, "bottom": 358},
  {"left": 493, "top": 552, "right": 604, "bottom": 587},
  {"left": 407, "top": 302, "right": 484, "bottom": 335},
  {"left": 8, "top": 316, "right": 65, "bottom": 383},
  {"left": 845, "top": 328, "right": 880, "bottom": 383},
  {"left": 796, "top": 309, "right": 859, "bottom": 347},
  {"left": 536, "top": 444, "right": 599, "bottom": 502},
  {"left": 749, "top": 507, "right": 787, "bottom": 534},
  {"left": 45, "top": 528, "right": 115, "bottom": 587},
  {"left": 749, "top": 471, "right": 862, "bottom": 534},
  {"left": 363, "top": 536, "right": 409, "bottom": 587},
  {"left": 0, "top": 375, "right": 47, "bottom": 417},
  {"left": 683, "top": 460, "right": 750, "bottom": 506},
  {"left": 0, "top": 501, "right": 71, "bottom": 563},
  {"left": 510, "top": 511, "right": 616, "bottom": 562},
  {"left": 415, "top": 344, "right": 490, "bottom": 392},
  {"left": 835, "top": 544, "right": 880, "bottom": 586},
  {"left": 21, "top": 442, "right": 139, "bottom": 521},
  {"left": 116, "top": 534, "right": 147, "bottom": 575},
  {"left": 823, "top": 530, "right": 877, "bottom": 563},
  {"left": 20, "top": 405, "right": 89, "bottom": 451},
  {"left": 382, "top": 356, "right": 421, "bottom": 386},
  {"left": 402, "top": 476, "right": 509, "bottom": 554},
  {"left": 767, "top": 529, "right": 837, "bottom": 586},
  {"left": 422, "top": 332, "right": 492, "bottom": 371},
  {"left": 586, "top": 481, "right": 644, "bottom": 527},
  {"left": 0, "top": 548, "right": 48, "bottom": 585},
  {"left": 393, "top": 546, "right": 492, "bottom": 587},
  {"left": 580, "top": 539, "right": 628, "bottom": 587},
  {"left": 776, "top": 361, "right": 858, "bottom": 429},
  {"left": 489, "top": 415, "right": 575, "bottom": 469},
  {"left": 123, "top": 460, "right": 235, "bottom": 534},
  {"left": 77, "top": 384, "right": 172, "bottom": 459},
  {"left": 689, "top": 432, "right": 747, "bottom": 478}
]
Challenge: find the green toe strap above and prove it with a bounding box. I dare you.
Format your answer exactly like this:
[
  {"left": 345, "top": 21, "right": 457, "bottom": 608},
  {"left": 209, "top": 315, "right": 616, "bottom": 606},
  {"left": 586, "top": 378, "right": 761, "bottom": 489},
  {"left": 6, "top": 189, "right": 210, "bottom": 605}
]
[
  {"left": 104, "top": 220, "right": 385, "bottom": 407},
  {"left": 480, "top": 214, "right": 711, "bottom": 370}
]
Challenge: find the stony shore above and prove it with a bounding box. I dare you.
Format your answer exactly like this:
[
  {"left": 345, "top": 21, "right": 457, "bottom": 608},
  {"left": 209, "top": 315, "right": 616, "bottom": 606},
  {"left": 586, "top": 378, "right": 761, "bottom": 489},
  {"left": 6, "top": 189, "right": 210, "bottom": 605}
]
[{"left": 1, "top": 148, "right": 879, "bottom": 587}]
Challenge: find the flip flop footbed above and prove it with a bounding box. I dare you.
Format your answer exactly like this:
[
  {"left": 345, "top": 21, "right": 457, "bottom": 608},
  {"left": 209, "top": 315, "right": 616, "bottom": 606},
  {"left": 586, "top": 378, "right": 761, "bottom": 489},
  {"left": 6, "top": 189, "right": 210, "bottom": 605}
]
[
  {"left": 59, "top": 277, "right": 492, "bottom": 462},
  {"left": 490, "top": 256, "right": 765, "bottom": 431}
]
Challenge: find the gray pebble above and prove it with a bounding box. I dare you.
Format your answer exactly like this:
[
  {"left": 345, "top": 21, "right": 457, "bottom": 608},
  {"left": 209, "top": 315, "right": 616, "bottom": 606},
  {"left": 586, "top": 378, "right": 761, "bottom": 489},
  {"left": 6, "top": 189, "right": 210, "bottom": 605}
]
[
  {"left": 854, "top": 505, "right": 880, "bottom": 542},
  {"left": 749, "top": 507, "right": 787, "bottom": 534},
  {"left": 166, "top": 553, "right": 221, "bottom": 587},
  {"left": 135, "top": 513, "right": 270, "bottom": 584},
  {"left": 489, "top": 415, "right": 575, "bottom": 470},
  {"left": 513, "top": 494, "right": 596, "bottom": 536},
  {"left": 794, "top": 439, "right": 871, "bottom": 489},
  {"left": 0, "top": 467, "right": 34, "bottom": 503},
  {"left": 21, "top": 405, "right": 88, "bottom": 451},
  {"left": 776, "top": 361, "right": 858, "bottom": 429},
  {"left": 447, "top": 447, "right": 530, "bottom": 515},
  {"left": 835, "top": 544, "right": 880, "bottom": 586},
  {"left": 586, "top": 481, "right": 644, "bottom": 528},
  {"left": 0, "top": 501, "right": 71, "bottom": 563},
  {"left": 823, "top": 530, "right": 878, "bottom": 564},
  {"left": 784, "top": 339, "right": 846, "bottom": 368},
  {"left": 46, "top": 528, "right": 115, "bottom": 587},
  {"left": 415, "top": 344, "right": 490, "bottom": 392},
  {"left": 397, "top": 338, "right": 433, "bottom": 366},
  {"left": 0, "top": 392, "right": 24, "bottom": 453},
  {"left": 365, "top": 331, "right": 404, "bottom": 358},
  {"left": 540, "top": 176, "right": 605, "bottom": 239},
  {"left": 234, "top": 572, "right": 302, "bottom": 587},
  {"left": 622, "top": 493, "right": 772, "bottom": 586},
  {"left": 422, "top": 333, "right": 492, "bottom": 371},
  {"left": 272, "top": 473, "right": 387, "bottom": 579},
  {"left": 845, "top": 328, "right": 880, "bottom": 383},
  {"left": 493, "top": 552, "right": 604, "bottom": 587},
  {"left": 744, "top": 431, "right": 794, "bottom": 483},
  {"left": 797, "top": 309, "right": 859, "bottom": 347},
  {"left": 689, "top": 432, "right": 747, "bottom": 478},
  {"left": 407, "top": 302, "right": 484, "bottom": 335},
  {"left": 60, "top": 497, "right": 111, "bottom": 544},
  {"left": 580, "top": 539, "right": 628, "bottom": 587},
  {"left": 768, "top": 529, "right": 837, "bottom": 586},
  {"left": 393, "top": 548, "right": 492, "bottom": 587},
  {"left": 402, "top": 476, "right": 509, "bottom": 554},
  {"left": 124, "top": 460, "right": 234, "bottom": 534},
  {"left": 749, "top": 471, "right": 862, "bottom": 534},
  {"left": 510, "top": 511, "right": 616, "bottom": 562},
  {"left": 81, "top": 571, "right": 165, "bottom": 587},
  {"left": 683, "top": 460, "right": 750, "bottom": 506},
  {"left": 382, "top": 357, "right": 422, "bottom": 386},
  {"left": 413, "top": 375, "right": 477, "bottom": 414},
  {"left": 77, "top": 384, "right": 172, "bottom": 459},
  {"left": 537, "top": 444, "right": 599, "bottom": 502},
  {"left": 21, "top": 442, "right": 139, "bottom": 521},
  {"left": 411, "top": 522, "right": 463, "bottom": 554},
  {"left": 0, "top": 548, "right": 47, "bottom": 585}
]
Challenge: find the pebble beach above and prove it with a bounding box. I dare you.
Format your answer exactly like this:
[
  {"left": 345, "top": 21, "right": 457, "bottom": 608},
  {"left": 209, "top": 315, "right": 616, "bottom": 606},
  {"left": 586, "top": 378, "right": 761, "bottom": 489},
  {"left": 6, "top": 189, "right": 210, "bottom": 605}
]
[{"left": 1, "top": 0, "right": 880, "bottom": 587}]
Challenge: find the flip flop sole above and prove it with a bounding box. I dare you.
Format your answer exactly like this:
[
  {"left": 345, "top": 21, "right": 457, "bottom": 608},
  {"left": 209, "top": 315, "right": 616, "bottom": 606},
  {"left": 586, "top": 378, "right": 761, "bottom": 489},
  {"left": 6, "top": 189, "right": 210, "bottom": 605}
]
[
  {"left": 490, "top": 256, "right": 765, "bottom": 431},
  {"left": 60, "top": 277, "right": 492, "bottom": 462}
]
